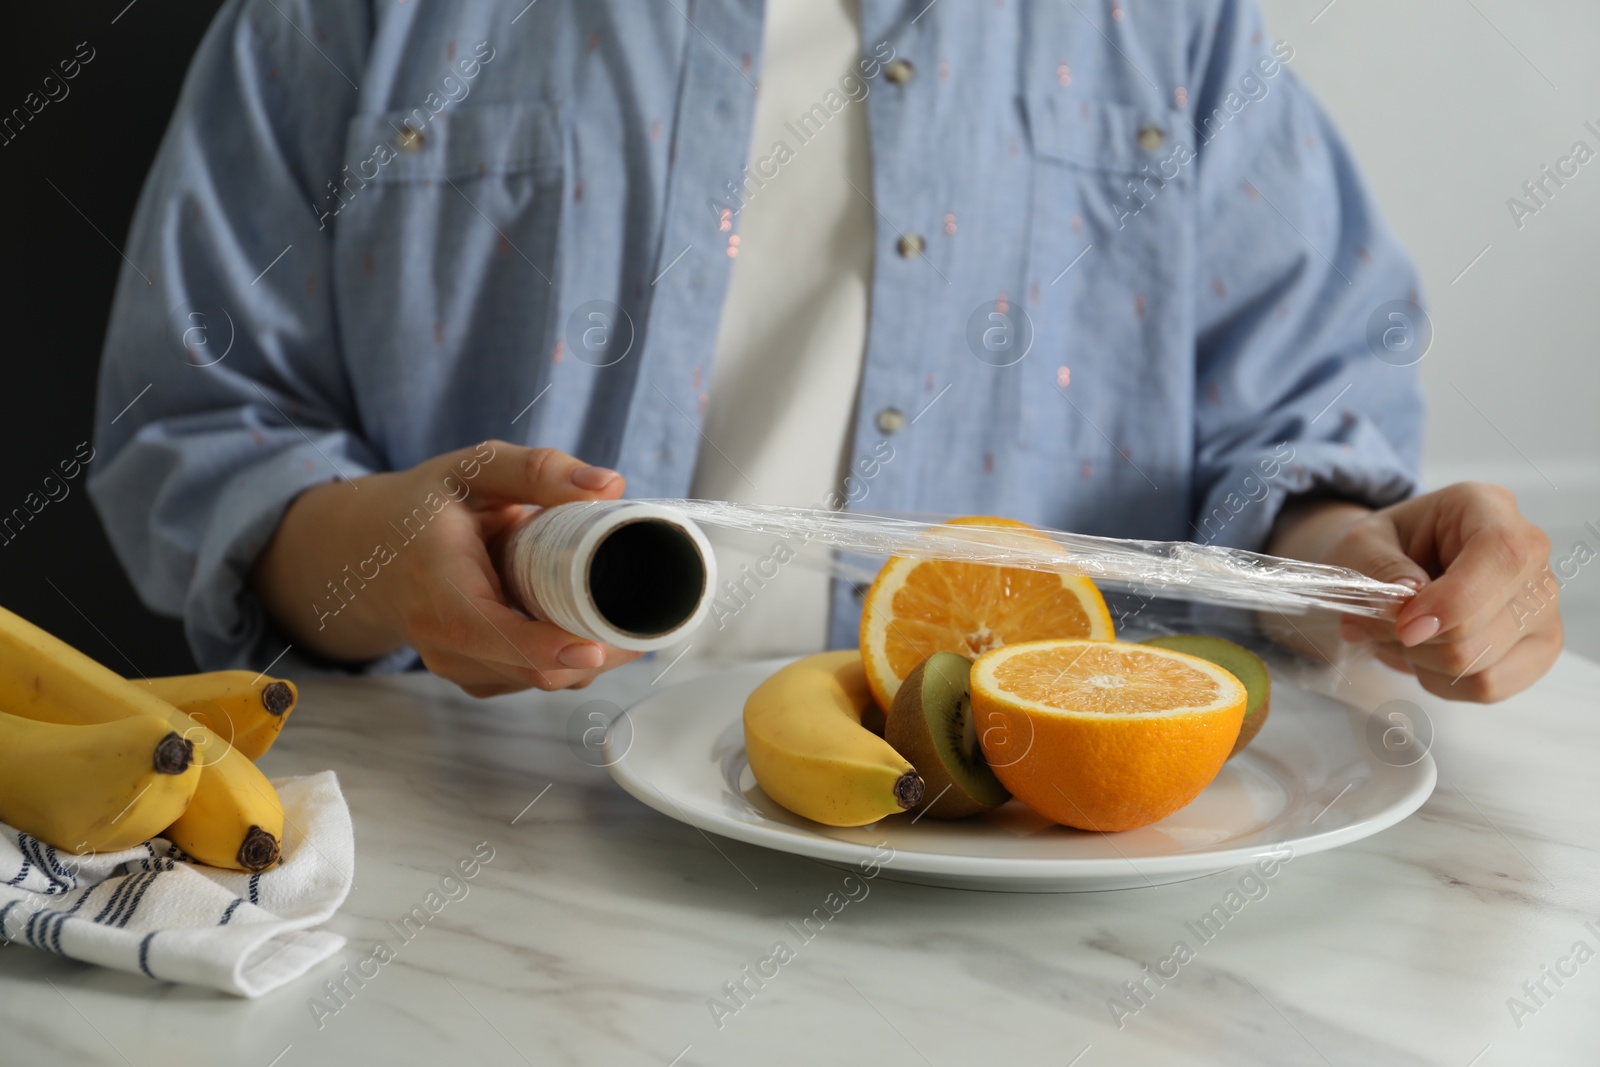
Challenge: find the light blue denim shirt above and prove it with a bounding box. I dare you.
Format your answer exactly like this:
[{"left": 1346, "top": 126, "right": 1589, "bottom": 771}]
[{"left": 90, "top": 0, "right": 1425, "bottom": 672}]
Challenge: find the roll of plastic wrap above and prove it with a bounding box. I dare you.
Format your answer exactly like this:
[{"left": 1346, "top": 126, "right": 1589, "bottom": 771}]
[
  {"left": 500, "top": 501, "right": 718, "bottom": 652},
  {"left": 498, "top": 498, "right": 1414, "bottom": 650}
]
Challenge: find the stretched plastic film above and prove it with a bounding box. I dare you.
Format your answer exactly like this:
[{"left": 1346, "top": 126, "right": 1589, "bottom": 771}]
[
  {"left": 648, "top": 500, "right": 1413, "bottom": 616},
  {"left": 499, "top": 499, "right": 1414, "bottom": 650}
]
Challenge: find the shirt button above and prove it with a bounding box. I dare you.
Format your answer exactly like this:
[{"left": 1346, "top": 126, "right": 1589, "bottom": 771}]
[
  {"left": 875, "top": 407, "right": 906, "bottom": 434},
  {"left": 885, "top": 59, "right": 914, "bottom": 85},
  {"left": 896, "top": 233, "right": 925, "bottom": 259},
  {"left": 396, "top": 125, "right": 426, "bottom": 152},
  {"left": 1136, "top": 125, "right": 1165, "bottom": 151}
]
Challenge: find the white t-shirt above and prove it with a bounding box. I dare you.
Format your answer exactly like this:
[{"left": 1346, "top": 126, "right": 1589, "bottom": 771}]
[{"left": 674, "top": 0, "right": 873, "bottom": 666}]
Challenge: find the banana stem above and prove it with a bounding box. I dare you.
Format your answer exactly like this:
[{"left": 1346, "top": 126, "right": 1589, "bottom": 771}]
[
  {"left": 153, "top": 733, "right": 195, "bottom": 775},
  {"left": 237, "top": 825, "right": 280, "bottom": 872},
  {"left": 893, "top": 772, "right": 925, "bottom": 810},
  {"left": 262, "top": 681, "right": 294, "bottom": 715}
]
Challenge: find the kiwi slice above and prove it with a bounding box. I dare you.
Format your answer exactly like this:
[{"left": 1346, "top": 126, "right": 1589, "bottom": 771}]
[
  {"left": 1140, "top": 634, "right": 1271, "bottom": 757},
  {"left": 885, "top": 652, "right": 1010, "bottom": 819}
]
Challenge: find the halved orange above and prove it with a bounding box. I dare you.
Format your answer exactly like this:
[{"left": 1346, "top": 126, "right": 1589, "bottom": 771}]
[
  {"left": 858, "top": 517, "right": 1114, "bottom": 713},
  {"left": 971, "top": 639, "right": 1246, "bottom": 832}
]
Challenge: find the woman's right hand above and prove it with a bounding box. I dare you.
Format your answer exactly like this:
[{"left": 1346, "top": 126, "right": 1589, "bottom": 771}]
[{"left": 252, "top": 441, "right": 643, "bottom": 696}]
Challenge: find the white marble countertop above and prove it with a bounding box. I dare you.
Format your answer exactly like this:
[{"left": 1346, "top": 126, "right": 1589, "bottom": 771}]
[{"left": 4, "top": 650, "right": 1600, "bottom": 1067}]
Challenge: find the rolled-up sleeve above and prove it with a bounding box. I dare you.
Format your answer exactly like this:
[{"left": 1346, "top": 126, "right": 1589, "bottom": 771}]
[
  {"left": 1186, "top": 0, "right": 1426, "bottom": 552},
  {"left": 88, "top": 0, "right": 400, "bottom": 672}
]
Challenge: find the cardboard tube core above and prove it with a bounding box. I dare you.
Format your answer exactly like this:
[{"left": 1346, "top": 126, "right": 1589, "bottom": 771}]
[{"left": 588, "top": 519, "right": 708, "bottom": 638}]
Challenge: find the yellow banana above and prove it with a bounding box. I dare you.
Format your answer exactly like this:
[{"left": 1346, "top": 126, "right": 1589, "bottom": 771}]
[
  {"left": 0, "top": 709, "right": 200, "bottom": 853},
  {"left": 743, "top": 650, "right": 924, "bottom": 827},
  {"left": 0, "top": 605, "right": 283, "bottom": 871},
  {"left": 136, "top": 671, "right": 298, "bottom": 760}
]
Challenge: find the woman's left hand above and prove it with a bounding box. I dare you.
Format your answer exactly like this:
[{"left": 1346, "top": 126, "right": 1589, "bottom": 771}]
[{"left": 1286, "top": 483, "right": 1564, "bottom": 702}]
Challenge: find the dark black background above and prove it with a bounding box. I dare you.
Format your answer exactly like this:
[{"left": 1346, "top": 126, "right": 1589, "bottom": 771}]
[{"left": 2, "top": 1, "right": 223, "bottom": 675}]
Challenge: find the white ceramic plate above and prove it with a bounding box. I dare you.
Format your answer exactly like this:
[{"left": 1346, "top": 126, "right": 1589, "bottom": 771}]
[{"left": 606, "top": 658, "right": 1436, "bottom": 892}]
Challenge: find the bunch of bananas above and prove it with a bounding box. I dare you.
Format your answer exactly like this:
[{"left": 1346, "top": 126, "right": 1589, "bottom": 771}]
[{"left": 0, "top": 605, "right": 297, "bottom": 872}]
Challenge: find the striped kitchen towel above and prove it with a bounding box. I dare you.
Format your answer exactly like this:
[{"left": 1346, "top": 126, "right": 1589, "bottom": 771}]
[{"left": 0, "top": 770, "right": 352, "bottom": 997}]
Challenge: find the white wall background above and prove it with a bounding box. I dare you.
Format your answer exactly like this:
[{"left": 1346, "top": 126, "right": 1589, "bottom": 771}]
[{"left": 1259, "top": 0, "right": 1600, "bottom": 532}]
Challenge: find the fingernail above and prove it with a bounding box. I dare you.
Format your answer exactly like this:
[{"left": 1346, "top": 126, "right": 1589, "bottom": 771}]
[
  {"left": 571, "top": 465, "right": 619, "bottom": 490},
  {"left": 1394, "top": 576, "right": 1425, "bottom": 591},
  {"left": 1398, "top": 614, "right": 1440, "bottom": 647},
  {"left": 557, "top": 642, "right": 605, "bottom": 669}
]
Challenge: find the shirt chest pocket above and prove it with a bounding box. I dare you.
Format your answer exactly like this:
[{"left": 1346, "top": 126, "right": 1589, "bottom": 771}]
[
  {"left": 1023, "top": 92, "right": 1192, "bottom": 310},
  {"left": 1012, "top": 93, "right": 1195, "bottom": 488},
  {"left": 329, "top": 101, "right": 568, "bottom": 463}
]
